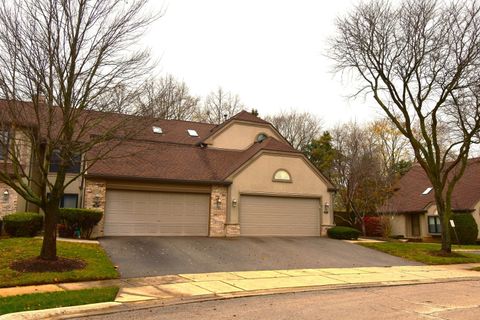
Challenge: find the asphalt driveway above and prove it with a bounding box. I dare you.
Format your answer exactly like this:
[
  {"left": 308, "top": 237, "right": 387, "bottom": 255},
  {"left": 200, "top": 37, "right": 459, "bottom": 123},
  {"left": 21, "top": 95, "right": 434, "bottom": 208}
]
[{"left": 100, "top": 237, "right": 421, "bottom": 278}]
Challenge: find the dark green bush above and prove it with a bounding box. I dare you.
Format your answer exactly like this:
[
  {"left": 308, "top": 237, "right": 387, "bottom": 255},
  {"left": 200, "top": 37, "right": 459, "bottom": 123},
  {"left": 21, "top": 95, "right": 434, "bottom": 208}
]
[
  {"left": 449, "top": 213, "right": 478, "bottom": 245},
  {"left": 327, "top": 226, "right": 361, "bottom": 240},
  {"left": 0, "top": 218, "right": 3, "bottom": 235},
  {"left": 58, "top": 208, "right": 103, "bottom": 239},
  {"left": 3, "top": 212, "right": 43, "bottom": 237}
]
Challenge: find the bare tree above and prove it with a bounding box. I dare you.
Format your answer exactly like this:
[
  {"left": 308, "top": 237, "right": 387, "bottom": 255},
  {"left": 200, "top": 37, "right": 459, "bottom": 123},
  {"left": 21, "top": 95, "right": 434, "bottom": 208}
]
[
  {"left": 266, "top": 110, "right": 322, "bottom": 151},
  {"left": 136, "top": 75, "right": 200, "bottom": 120},
  {"left": 330, "top": 0, "right": 480, "bottom": 253},
  {"left": 331, "top": 123, "right": 388, "bottom": 235},
  {"left": 0, "top": 0, "right": 159, "bottom": 261},
  {"left": 196, "top": 87, "right": 244, "bottom": 124}
]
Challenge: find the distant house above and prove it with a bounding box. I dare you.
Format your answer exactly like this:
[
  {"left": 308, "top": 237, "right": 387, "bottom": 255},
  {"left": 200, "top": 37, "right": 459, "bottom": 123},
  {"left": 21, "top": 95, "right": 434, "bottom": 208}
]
[
  {"left": 0, "top": 101, "right": 336, "bottom": 237},
  {"left": 381, "top": 159, "right": 480, "bottom": 240}
]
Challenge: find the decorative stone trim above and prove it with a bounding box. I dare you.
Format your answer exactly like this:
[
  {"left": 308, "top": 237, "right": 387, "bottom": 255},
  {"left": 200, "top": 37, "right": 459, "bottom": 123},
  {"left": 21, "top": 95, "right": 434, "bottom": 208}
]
[
  {"left": 84, "top": 179, "right": 106, "bottom": 238},
  {"left": 0, "top": 183, "right": 18, "bottom": 218},
  {"left": 209, "top": 185, "right": 228, "bottom": 237},
  {"left": 225, "top": 224, "right": 240, "bottom": 237}
]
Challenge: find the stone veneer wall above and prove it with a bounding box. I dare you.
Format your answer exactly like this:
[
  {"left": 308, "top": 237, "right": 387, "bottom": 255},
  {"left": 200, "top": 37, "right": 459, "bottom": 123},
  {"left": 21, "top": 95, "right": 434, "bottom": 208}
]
[
  {"left": 225, "top": 224, "right": 240, "bottom": 237},
  {"left": 84, "top": 179, "right": 106, "bottom": 238},
  {"left": 0, "top": 183, "right": 18, "bottom": 218},
  {"left": 209, "top": 185, "right": 228, "bottom": 237}
]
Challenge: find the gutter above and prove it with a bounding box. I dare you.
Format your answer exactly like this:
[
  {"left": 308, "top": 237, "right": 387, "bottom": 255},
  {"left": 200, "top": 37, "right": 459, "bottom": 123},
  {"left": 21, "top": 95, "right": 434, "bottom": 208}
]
[{"left": 84, "top": 174, "right": 232, "bottom": 186}]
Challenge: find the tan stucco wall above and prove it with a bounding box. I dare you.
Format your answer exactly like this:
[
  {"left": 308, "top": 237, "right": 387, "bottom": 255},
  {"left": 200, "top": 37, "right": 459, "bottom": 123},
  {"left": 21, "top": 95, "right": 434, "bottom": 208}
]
[
  {"left": 207, "top": 122, "right": 284, "bottom": 150},
  {"left": 391, "top": 214, "right": 406, "bottom": 237},
  {"left": 228, "top": 152, "right": 334, "bottom": 234}
]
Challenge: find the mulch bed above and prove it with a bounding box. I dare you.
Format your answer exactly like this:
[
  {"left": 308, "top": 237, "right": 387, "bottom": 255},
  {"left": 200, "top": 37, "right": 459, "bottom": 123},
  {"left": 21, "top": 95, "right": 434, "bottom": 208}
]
[{"left": 10, "top": 257, "right": 86, "bottom": 273}]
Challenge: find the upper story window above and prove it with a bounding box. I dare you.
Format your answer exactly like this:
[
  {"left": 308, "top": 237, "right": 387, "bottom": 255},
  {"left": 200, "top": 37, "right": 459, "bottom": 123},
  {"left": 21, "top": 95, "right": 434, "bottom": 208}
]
[
  {"left": 256, "top": 133, "right": 268, "bottom": 143},
  {"left": 0, "top": 131, "right": 8, "bottom": 160},
  {"left": 152, "top": 126, "right": 163, "bottom": 134},
  {"left": 273, "top": 169, "right": 291, "bottom": 182},
  {"left": 49, "top": 150, "right": 82, "bottom": 174}
]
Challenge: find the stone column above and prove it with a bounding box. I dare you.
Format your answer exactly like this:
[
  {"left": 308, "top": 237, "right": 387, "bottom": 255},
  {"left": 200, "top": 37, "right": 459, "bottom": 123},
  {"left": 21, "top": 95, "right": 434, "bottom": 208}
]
[
  {"left": 209, "top": 185, "right": 228, "bottom": 237},
  {"left": 84, "top": 179, "right": 106, "bottom": 238},
  {"left": 0, "top": 183, "right": 18, "bottom": 218}
]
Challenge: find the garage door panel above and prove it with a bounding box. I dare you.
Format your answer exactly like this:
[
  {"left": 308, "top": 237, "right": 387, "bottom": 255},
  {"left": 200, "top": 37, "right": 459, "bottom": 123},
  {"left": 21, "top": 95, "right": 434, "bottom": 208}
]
[
  {"left": 104, "top": 190, "right": 209, "bottom": 236},
  {"left": 240, "top": 195, "right": 320, "bottom": 236}
]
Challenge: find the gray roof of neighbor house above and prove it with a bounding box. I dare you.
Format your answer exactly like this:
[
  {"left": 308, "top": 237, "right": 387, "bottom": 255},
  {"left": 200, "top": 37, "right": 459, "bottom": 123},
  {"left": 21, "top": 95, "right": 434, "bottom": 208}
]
[{"left": 380, "top": 158, "right": 480, "bottom": 214}]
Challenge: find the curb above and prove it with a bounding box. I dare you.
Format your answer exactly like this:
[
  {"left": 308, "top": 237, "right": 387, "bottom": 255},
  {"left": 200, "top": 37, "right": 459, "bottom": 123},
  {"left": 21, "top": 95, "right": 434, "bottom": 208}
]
[{"left": 3, "top": 276, "right": 479, "bottom": 320}]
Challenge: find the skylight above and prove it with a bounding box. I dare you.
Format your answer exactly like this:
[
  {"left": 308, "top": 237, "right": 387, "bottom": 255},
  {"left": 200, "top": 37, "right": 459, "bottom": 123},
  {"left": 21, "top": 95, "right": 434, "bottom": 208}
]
[
  {"left": 422, "top": 187, "right": 433, "bottom": 195},
  {"left": 187, "top": 129, "right": 199, "bottom": 137},
  {"left": 152, "top": 126, "right": 163, "bottom": 134}
]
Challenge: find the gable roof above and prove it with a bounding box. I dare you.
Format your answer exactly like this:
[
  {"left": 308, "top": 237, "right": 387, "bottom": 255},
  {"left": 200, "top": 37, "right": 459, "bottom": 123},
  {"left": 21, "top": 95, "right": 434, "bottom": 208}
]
[
  {"left": 86, "top": 137, "right": 300, "bottom": 183},
  {"left": 381, "top": 158, "right": 480, "bottom": 213}
]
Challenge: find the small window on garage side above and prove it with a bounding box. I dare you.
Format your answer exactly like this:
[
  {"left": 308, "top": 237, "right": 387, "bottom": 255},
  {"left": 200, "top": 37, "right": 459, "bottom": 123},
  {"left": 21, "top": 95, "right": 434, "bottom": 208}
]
[{"left": 273, "top": 169, "right": 291, "bottom": 182}]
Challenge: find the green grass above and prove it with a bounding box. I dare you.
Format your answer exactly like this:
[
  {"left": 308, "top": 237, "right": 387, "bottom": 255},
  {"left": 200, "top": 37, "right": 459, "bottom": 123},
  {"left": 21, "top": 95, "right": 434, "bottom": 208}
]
[
  {"left": 360, "top": 242, "right": 480, "bottom": 265},
  {"left": 0, "top": 238, "right": 118, "bottom": 288},
  {"left": 0, "top": 287, "right": 119, "bottom": 315}
]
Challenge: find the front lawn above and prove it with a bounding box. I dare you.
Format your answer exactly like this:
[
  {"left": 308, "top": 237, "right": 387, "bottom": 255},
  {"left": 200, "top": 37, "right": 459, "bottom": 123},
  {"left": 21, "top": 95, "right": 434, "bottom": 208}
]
[
  {"left": 360, "top": 242, "right": 480, "bottom": 265},
  {"left": 0, "top": 287, "right": 119, "bottom": 315},
  {"left": 0, "top": 238, "right": 118, "bottom": 288}
]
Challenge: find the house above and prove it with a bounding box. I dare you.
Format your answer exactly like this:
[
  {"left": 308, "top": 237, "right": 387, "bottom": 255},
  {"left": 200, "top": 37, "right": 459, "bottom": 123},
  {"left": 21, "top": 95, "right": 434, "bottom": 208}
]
[
  {"left": 0, "top": 102, "right": 335, "bottom": 237},
  {"left": 382, "top": 159, "right": 480, "bottom": 240}
]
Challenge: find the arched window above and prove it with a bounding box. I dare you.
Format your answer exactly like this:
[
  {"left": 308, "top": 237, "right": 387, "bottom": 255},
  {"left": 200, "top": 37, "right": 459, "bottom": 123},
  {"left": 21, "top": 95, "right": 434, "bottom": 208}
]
[
  {"left": 273, "top": 169, "right": 291, "bottom": 182},
  {"left": 256, "top": 133, "right": 268, "bottom": 142}
]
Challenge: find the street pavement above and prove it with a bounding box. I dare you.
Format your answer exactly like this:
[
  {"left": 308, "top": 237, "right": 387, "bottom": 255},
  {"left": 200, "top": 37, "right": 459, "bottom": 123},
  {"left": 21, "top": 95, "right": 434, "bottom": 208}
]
[{"left": 68, "top": 280, "right": 480, "bottom": 320}]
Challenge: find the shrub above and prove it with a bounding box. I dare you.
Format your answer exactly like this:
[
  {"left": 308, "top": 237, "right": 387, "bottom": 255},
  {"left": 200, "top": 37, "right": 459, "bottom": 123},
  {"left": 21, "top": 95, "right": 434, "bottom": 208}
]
[
  {"left": 3, "top": 212, "right": 43, "bottom": 237},
  {"left": 327, "top": 226, "right": 361, "bottom": 240},
  {"left": 58, "top": 208, "right": 103, "bottom": 239},
  {"left": 363, "top": 216, "right": 383, "bottom": 237},
  {"left": 449, "top": 213, "right": 478, "bottom": 245}
]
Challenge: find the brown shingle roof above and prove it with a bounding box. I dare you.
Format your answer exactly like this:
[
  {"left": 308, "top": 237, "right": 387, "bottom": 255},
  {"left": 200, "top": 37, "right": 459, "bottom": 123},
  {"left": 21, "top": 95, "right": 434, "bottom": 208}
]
[
  {"left": 382, "top": 158, "right": 480, "bottom": 213},
  {"left": 86, "top": 137, "right": 300, "bottom": 183}
]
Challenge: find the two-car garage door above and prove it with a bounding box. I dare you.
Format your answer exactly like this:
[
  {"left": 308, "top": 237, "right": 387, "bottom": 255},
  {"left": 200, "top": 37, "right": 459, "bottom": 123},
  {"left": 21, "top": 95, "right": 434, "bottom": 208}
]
[
  {"left": 240, "top": 195, "right": 321, "bottom": 236},
  {"left": 104, "top": 190, "right": 210, "bottom": 236}
]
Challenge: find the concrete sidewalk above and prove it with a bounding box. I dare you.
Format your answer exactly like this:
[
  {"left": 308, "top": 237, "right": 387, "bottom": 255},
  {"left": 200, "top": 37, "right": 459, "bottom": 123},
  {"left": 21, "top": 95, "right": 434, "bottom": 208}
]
[{"left": 1, "top": 264, "right": 480, "bottom": 319}]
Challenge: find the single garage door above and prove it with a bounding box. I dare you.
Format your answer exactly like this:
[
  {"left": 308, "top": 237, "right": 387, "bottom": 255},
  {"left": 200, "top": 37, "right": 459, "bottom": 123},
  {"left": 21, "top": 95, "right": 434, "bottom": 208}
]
[
  {"left": 240, "top": 195, "right": 320, "bottom": 236},
  {"left": 104, "top": 190, "right": 210, "bottom": 236}
]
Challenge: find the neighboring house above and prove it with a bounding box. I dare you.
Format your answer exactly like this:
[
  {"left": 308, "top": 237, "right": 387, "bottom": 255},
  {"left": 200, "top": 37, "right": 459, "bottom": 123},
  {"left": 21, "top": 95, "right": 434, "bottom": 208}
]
[
  {"left": 0, "top": 102, "right": 336, "bottom": 237},
  {"left": 381, "top": 159, "right": 480, "bottom": 240}
]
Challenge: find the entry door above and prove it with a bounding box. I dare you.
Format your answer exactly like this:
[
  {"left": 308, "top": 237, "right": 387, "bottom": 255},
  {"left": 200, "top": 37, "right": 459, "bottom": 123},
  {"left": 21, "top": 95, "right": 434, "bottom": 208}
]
[{"left": 411, "top": 214, "right": 421, "bottom": 237}]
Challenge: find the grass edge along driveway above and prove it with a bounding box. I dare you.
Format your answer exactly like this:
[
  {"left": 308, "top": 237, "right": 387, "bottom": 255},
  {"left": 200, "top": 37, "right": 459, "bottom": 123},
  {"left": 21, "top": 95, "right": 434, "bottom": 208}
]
[
  {"left": 360, "top": 242, "right": 480, "bottom": 265},
  {"left": 0, "top": 286, "right": 119, "bottom": 315},
  {"left": 0, "top": 238, "right": 119, "bottom": 288}
]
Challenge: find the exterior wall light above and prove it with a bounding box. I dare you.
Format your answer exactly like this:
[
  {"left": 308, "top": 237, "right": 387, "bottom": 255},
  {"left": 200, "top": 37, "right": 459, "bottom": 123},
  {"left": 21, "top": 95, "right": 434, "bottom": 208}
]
[
  {"left": 323, "top": 202, "right": 330, "bottom": 214},
  {"left": 2, "top": 189, "right": 9, "bottom": 202},
  {"left": 232, "top": 199, "right": 237, "bottom": 207},
  {"left": 215, "top": 195, "right": 222, "bottom": 209},
  {"left": 93, "top": 193, "right": 101, "bottom": 208}
]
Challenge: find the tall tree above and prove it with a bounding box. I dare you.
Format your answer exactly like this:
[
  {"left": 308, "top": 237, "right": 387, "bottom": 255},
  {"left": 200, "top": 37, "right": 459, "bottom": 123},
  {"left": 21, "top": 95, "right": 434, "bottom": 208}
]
[
  {"left": 196, "top": 87, "right": 244, "bottom": 124},
  {"left": 136, "top": 75, "right": 200, "bottom": 120},
  {"left": 330, "top": 0, "right": 480, "bottom": 252},
  {"left": 0, "top": 0, "right": 159, "bottom": 260},
  {"left": 266, "top": 110, "right": 322, "bottom": 151},
  {"left": 304, "top": 131, "right": 336, "bottom": 178}
]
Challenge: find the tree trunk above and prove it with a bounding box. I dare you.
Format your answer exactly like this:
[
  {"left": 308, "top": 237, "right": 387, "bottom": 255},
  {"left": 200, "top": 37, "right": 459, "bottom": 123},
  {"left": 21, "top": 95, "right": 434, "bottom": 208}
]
[
  {"left": 40, "top": 200, "right": 59, "bottom": 260},
  {"left": 435, "top": 194, "right": 452, "bottom": 254}
]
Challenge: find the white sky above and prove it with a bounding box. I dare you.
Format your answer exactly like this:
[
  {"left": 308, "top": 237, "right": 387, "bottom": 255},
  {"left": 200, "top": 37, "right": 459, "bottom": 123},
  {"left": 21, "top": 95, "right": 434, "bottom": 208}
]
[{"left": 143, "top": 0, "right": 386, "bottom": 129}]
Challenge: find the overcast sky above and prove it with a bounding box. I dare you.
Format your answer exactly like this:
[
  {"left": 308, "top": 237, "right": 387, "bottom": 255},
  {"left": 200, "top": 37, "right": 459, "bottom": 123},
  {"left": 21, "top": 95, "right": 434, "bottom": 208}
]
[{"left": 143, "top": 0, "right": 385, "bottom": 128}]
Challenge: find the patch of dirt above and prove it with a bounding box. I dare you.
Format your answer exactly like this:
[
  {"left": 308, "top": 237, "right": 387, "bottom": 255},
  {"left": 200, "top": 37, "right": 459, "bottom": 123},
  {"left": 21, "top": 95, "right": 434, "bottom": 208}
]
[
  {"left": 10, "top": 257, "right": 86, "bottom": 273},
  {"left": 428, "top": 250, "right": 466, "bottom": 258}
]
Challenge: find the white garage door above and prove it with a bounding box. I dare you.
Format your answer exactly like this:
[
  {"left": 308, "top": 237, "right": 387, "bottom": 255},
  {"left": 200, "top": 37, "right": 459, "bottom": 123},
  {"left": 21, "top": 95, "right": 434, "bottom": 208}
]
[
  {"left": 104, "top": 190, "right": 210, "bottom": 236},
  {"left": 240, "top": 195, "right": 320, "bottom": 236}
]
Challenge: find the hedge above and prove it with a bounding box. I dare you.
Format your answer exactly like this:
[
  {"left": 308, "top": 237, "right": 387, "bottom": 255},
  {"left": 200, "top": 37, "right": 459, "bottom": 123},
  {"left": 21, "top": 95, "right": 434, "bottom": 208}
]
[
  {"left": 3, "top": 212, "right": 43, "bottom": 237},
  {"left": 449, "top": 213, "right": 478, "bottom": 245},
  {"left": 327, "top": 226, "right": 361, "bottom": 240},
  {"left": 58, "top": 208, "right": 103, "bottom": 239}
]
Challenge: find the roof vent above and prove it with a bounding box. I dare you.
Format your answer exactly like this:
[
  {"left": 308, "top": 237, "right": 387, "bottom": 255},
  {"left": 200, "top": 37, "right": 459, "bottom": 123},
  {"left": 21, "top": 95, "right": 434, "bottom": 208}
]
[
  {"left": 152, "top": 126, "right": 163, "bottom": 134},
  {"left": 422, "top": 187, "right": 432, "bottom": 195},
  {"left": 187, "top": 129, "right": 199, "bottom": 137}
]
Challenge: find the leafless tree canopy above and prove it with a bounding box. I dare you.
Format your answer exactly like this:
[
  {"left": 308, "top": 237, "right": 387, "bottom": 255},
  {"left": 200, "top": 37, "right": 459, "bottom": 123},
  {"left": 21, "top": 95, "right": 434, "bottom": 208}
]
[
  {"left": 266, "top": 110, "right": 322, "bottom": 151},
  {"left": 330, "top": 0, "right": 480, "bottom": 252},
  {"left": 196, "top": 87, "right": 244, "bottom": 124},
  {"left": 0, "top": 0, "right": 159, "bottom": 259},
  {"left": 136, "top": 75, "right": 200, "bottom": 120}
]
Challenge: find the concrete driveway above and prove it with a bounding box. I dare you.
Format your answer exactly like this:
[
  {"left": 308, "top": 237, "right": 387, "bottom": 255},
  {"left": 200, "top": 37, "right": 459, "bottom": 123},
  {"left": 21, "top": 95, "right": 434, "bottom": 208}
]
[{"left": 99, "top": 237, "right": 421, "bottom": 278}]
